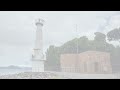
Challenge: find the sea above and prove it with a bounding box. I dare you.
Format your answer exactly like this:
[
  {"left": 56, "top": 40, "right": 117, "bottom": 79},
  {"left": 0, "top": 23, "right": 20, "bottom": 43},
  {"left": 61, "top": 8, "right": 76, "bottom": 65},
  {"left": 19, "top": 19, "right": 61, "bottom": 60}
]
[{"left": 0, "top": 68, "right": 32, "bottom": 75}]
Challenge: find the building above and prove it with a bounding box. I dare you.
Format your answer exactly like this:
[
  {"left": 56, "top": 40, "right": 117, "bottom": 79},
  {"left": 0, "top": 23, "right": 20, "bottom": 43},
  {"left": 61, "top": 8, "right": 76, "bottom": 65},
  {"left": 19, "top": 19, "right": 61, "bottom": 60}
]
[
  {"left": 31, "top": 19, "right": 45, "bottom": 72},
  {"left": 60, "top": 51, "right": 112, "bottom": 74}
]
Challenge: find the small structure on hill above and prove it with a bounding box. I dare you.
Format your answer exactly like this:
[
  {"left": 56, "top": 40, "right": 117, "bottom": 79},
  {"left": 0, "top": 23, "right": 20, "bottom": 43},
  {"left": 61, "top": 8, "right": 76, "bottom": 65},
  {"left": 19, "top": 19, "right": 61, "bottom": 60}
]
[{"left": 60, "top": 51, "right": 112, "bottom": 74}]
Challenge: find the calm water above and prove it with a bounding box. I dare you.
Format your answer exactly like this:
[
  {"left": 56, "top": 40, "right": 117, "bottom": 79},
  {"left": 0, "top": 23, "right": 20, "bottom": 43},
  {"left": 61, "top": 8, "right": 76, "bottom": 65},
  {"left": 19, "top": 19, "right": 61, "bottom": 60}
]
[{"left": 0, "top": 69, "right": 32, "bottom": 75}]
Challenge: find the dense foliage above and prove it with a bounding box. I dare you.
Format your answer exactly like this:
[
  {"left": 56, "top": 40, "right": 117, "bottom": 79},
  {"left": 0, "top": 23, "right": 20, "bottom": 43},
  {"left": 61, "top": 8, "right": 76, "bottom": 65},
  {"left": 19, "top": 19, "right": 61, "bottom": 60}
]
[
  {"left": 107, "top": 28, "right": 120, "bottom": 42},
  {"left": 45, "top": 31, "right": 120, "bottom": 72}
]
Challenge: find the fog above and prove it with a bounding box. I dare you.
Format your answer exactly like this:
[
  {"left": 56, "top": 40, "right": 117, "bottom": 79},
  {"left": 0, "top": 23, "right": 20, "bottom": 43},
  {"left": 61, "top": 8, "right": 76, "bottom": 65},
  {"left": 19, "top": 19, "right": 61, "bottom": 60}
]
[{"left": 0, "top": 11, "right": 119, "bottom": 67}]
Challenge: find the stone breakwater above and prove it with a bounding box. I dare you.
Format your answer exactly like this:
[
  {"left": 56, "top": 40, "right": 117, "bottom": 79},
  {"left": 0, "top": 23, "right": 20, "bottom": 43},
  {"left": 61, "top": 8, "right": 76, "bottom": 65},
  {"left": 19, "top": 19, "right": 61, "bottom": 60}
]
[
  {"left": 0, "top": 72, "right": 119, "bottom": 79},
  {"left": 0, "top": 72, "right": 68, "bottom": 79}
]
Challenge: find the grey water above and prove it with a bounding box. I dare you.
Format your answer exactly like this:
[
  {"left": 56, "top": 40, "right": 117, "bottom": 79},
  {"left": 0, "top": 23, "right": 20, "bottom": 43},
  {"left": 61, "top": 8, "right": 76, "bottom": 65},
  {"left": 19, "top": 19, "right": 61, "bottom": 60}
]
[{"left": 0, "top": 69, "right": 32, "bottom": 75}]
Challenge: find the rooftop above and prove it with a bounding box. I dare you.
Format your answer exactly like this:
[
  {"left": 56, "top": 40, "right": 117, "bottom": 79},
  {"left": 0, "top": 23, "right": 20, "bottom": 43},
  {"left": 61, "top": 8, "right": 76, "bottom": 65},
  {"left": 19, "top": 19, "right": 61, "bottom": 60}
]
[{"left": 35, "top": 19, "right": 45, "bottom": 26}]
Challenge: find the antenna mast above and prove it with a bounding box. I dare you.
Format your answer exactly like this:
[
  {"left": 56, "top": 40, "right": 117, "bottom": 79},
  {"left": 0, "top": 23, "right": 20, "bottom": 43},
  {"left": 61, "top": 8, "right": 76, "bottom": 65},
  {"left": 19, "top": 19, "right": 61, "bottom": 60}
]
[{"left": 76, "top": 24, "right": 78, "bottom": 54}]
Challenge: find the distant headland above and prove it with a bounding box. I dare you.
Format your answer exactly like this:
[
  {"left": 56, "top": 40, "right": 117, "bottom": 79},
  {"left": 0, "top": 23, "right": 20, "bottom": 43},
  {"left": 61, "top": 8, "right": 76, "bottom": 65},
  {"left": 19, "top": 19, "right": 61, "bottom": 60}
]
[{"left": 0, "top": 65, "right": 31, "bottom": 69}]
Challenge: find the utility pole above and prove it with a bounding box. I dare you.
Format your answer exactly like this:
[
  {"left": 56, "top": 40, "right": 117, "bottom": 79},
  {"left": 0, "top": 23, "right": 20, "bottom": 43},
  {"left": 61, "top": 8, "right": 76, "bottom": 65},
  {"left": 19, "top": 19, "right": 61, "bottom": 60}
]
[
  {"left": 76, "top": 24, "right": 79, "bottom": 54},
  {"left": 75, "top": 24, "right": 79, "bottom": 73}
]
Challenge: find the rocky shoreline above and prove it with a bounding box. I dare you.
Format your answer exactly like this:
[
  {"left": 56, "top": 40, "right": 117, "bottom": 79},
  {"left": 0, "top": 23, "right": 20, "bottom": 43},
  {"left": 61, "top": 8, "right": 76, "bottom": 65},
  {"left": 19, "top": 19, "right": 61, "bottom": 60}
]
[
  {"left": 0, "top": 72, "right": 68, "bottom": 79},
  {"left": 0, "top": 72, "right": 119, "bottom": 79}
]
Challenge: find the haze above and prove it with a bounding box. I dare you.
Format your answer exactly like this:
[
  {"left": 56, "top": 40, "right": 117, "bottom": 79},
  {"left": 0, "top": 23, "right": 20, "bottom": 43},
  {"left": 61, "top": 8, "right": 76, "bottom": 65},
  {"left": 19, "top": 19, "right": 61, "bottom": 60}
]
[{"left": 0, "top": 11, "right": 120, "bottom": 67}]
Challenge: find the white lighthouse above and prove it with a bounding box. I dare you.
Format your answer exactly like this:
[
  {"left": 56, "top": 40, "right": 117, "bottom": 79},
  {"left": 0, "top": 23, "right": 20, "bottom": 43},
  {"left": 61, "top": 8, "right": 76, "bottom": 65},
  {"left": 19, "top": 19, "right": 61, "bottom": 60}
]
[{"left": 32, "top": 19, "right": 45, "bottom": 72}]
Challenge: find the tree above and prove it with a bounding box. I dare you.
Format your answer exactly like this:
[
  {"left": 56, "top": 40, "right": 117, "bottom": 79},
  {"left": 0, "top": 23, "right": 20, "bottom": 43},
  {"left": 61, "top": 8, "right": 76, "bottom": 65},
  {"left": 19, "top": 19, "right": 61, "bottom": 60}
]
[
  {"left": 45, "top": 32, "right": 118, "bottom": 72},
  {"left": 45, "top": 45, "right": 61, "bottom": 71},
  {"left": 111, "top": 46, "right": 120, "bottom": 72},
  {"left": 60, "top": 38, "right": 77, "bottom": 54},
  {"left": 94, "top": 32, "right": 106, "bottom": 42},
  {"left": 90, "top": 32, "right": 109, "bottom": 52},
  {"left": 107, "top": 28, "right": 120, "bottom": 42},
  {"left": 60, "top": 36, "right": 89, "bottom": 54},
  {"left": 107, "top": 28, "right": 120, "bottom": 72},
  {"left": 78, "top": 36, "right": 89, "bottom": 53}
]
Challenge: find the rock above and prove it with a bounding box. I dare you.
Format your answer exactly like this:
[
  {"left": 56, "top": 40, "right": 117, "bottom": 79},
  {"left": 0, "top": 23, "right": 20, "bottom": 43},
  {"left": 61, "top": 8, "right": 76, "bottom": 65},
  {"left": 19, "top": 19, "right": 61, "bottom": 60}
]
[{"left": 0, "top": 72, "right": 68, "bottom": 79}]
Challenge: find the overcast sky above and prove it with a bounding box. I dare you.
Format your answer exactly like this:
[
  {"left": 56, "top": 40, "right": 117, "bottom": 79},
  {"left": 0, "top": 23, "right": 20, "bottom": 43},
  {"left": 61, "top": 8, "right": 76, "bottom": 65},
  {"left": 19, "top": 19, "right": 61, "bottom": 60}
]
[{"left": 0, "top": 11, "right": 120, "bottom": 67}]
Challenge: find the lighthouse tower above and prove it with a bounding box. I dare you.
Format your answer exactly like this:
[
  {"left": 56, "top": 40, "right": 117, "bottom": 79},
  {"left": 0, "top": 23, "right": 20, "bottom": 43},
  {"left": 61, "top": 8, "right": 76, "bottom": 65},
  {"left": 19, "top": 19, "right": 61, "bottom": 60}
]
[{"left": 32, "top": 19, "right": 45, "bottom": 72}]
